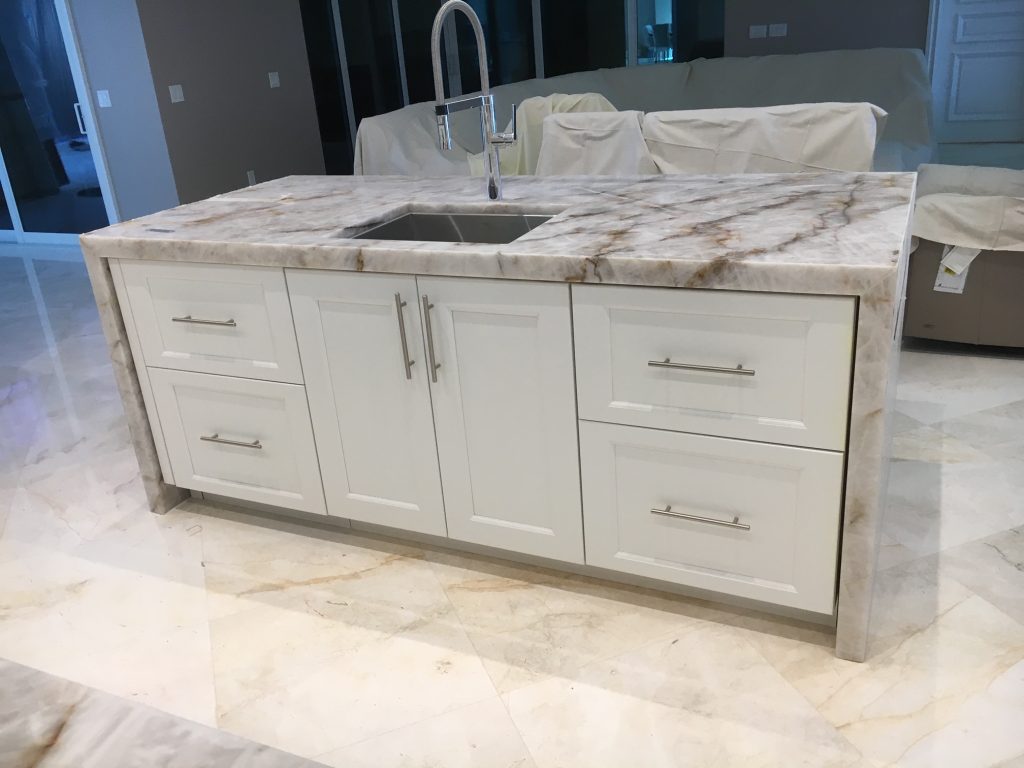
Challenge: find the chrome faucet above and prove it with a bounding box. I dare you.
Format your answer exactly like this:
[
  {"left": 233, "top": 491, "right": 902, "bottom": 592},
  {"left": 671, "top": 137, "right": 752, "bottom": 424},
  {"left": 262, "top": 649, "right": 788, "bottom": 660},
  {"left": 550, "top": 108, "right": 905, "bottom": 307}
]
[{"left": 430, "top": 0, "right": 516, "bottom": 200}]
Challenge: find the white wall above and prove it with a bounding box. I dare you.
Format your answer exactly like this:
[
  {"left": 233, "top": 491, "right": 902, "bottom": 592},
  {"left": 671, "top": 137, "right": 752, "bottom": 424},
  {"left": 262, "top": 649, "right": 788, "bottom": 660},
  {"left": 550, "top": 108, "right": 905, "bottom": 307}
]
[{"left": 67, "top": 0, "right": 178, "bottom": 220}]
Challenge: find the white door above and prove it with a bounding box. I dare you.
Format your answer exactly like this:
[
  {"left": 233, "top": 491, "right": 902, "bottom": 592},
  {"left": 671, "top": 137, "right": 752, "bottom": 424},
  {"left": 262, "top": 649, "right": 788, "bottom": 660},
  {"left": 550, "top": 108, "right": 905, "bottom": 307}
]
[
  {"left": 930, "top": 0, "right": 1024, "bottom": 142},
  {"left": 419, "top": 277, "right": 584, "bottom": 563},
  {"left": 287, "top": 270, "right": 446, "bottom": 536}
]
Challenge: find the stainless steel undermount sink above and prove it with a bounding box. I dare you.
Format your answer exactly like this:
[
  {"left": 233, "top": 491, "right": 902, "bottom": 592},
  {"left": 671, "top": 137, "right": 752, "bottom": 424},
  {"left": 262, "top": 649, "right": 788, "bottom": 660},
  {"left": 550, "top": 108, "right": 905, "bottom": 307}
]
[{"left": 354, "top": 211, "right": 552, "bottom": 245}]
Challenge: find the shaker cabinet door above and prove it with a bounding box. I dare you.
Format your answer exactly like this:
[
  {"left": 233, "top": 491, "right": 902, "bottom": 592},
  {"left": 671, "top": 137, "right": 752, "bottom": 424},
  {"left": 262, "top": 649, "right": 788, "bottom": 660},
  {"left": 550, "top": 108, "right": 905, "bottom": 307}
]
[
  {"left": 418, "top": 277, "right": 584, "bottom": 563},
  {"left": 287, "top": 270, "right": 446, "bottom": 535}
]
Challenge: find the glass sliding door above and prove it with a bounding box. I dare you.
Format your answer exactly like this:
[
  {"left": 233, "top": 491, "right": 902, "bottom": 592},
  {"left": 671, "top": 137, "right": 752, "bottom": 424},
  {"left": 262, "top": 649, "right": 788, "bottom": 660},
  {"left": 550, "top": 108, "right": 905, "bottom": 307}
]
[
  {"left": 399, "top": 0, "right": 536, "bottom": 104},
  {"left": 540, "top": 0, "right": 626, "bottom": 76},
  {"left": 0, "top": 186, "right": 13, "bottom": 234},
  {"left": 340, "top": 0, "right": 405, "bottom": 123},
  {"left": 0, "top": 0, "right": 109, "bottom": 236},
  {"left": 635, "top": 0, "right": 725, "bottom": 65},
  {"left": 299, "top": 0, "right": 355, "bottom": 174}
]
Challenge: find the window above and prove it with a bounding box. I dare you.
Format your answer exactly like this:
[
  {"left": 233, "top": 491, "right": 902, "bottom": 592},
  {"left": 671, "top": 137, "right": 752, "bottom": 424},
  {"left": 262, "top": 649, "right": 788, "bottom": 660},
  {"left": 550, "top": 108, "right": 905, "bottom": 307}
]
[
  {"left": 541, "top": 0, "right": 626, "bottom": 76},
  {"left": 399, "top": 0, "right": 535, "bottom": 103}
]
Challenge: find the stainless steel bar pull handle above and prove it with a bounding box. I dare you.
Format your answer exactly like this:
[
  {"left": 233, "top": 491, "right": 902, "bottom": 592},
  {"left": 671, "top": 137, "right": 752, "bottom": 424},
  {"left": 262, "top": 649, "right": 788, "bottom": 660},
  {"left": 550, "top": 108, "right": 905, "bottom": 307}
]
[
  {"left": 648, "top": 359, "right": 755, "bottom": 377},
  {"left": 200, "top": 433, "right": 262, "bottom": 450},
  {"left": 172, "top": 315, "right": 237, "bottom": 327},
  {"left": 422, "top": 294, "right": 441, "bottom": 383},
  {"left": 650, "top": 505, "right": 750, "bottom": 531},
  {"left": 394, "top": 293, "right": 416, "bottom": 380}
]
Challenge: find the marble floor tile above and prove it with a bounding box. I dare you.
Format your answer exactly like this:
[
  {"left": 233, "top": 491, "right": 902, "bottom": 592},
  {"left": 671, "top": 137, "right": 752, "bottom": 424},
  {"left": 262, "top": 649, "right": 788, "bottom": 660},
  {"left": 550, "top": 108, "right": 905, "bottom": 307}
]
[
  {"left": 427, "top": 549, "right": 699, "bottom": 693},
  {"left": 197, "top": 506, "right": 499, "bottom": 757},
  {"left": 0, "top": 539, "right": 215, "bottom": 725},
  {"left": 924, "top": 525, "right": 1024, "bottom": 627},
  {"left": 316, "top": 697, "right": 536, "bottom": 768},
  {"left": 937, "top": 397, "right": 1024, "bottom": 461},
  {"left": 889, "top": 424, "right": 989, "bottom": 463},
  {"left": 0, "top": 658, "right": 325, "bottom": 768},
  {"left": 0, "top": 469, "right": 17, "bottom": 539},
  {"left": 884, "top": 456, "right": 1024, "bottom": 557},
  {"left": 894, "top": 350, "right": 1024, "bottom": 427},
  {"left": 504, "top": 623, "right": 870, "bottom": 768},
  {"left": 214, "top": 609, "right": 497, "bottom": 758},
  {"left": 745, "top": 558, "right": 1024, "bottom": 768}
]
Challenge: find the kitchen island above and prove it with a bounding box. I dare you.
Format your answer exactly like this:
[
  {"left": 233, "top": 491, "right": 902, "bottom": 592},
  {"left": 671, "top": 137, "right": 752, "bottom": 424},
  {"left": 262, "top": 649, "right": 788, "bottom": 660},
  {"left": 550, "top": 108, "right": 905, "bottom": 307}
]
[{"left": 81, "top": 172, "right": 915, "bottom": 662}]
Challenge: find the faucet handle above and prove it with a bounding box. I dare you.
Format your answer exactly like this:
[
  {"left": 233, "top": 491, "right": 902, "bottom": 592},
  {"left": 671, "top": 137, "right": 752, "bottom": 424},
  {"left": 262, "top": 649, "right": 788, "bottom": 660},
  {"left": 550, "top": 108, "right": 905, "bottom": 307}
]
[{"left": 492, "top": 103, "right": 517, "bottom": 145}]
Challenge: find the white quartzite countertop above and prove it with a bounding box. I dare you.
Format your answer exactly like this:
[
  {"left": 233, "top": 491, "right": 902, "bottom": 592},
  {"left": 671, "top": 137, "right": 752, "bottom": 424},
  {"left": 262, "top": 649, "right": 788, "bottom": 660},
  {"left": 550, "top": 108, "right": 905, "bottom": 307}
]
[{"left": 82, "top": 173, "right": 915, "bottom": 298}]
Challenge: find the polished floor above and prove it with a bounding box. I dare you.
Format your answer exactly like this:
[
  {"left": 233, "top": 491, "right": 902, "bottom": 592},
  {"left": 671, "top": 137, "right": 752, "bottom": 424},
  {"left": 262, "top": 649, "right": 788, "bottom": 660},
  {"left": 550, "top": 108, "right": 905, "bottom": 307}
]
[{"left": 1, "top": 252, "right": 1023, "bottom": 768}]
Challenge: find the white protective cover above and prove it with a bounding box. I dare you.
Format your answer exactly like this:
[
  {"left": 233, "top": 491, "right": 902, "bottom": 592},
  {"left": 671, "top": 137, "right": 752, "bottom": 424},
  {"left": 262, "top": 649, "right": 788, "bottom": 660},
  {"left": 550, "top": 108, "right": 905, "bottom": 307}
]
[
  {"left": 353, "top": 48, "right": 933, "bottom": 175},
  {"left": 468, "top": 93, "right": 617, "bottom": 177},
  {"left": 642, "top": 103, "right": 887, "bottom": 174},
  {"left": 535, "top": 111, "right": 658, "bottom": 176},
  {"left": 914, "top": 164, "right": 1024, "bottom": 251}
]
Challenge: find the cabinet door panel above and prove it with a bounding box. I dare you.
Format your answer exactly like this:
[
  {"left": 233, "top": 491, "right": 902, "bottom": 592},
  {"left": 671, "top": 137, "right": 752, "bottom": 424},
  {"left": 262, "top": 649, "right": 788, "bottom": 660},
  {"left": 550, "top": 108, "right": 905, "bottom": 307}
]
[
  {"left": 581, "top": 420, "right": 844, "bottom": 614},
  {"left": 288, "top": 271, "right": 446, "bottom": 535},
  {"left": 150, "top": 369, "right": 325, "bottom": 515},
  {"left": 420, "top": 277, "right": 583, "bottom": 562}
]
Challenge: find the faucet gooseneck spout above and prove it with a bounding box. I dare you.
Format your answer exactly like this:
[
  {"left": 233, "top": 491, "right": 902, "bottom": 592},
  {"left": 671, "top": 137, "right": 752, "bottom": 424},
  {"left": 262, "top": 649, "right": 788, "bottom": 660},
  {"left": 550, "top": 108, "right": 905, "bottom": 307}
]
[{"left": 430, "top": 0, "right": 516, "bottom": 201}]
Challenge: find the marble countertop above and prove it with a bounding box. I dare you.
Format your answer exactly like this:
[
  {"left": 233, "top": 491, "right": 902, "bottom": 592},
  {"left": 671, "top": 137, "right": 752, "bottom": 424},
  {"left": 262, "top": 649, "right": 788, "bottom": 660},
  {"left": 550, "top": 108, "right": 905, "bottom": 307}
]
[{"left": 81, "top": 173, "right": 915, "bottom": 297}]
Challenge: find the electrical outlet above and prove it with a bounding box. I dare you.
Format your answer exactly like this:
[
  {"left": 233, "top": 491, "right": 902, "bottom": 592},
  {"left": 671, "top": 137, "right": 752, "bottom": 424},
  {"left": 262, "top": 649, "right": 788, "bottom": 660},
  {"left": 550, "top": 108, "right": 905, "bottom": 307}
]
[
  {"left": 749, "top": 24, "right": 767, "bottom": 39},
  {"left": 268, "top": 71, "right": 280, "bottom": 88},
  {"left": 769, "top": 22, "right": 788, "bottom": 38},
  {"left": 247, "top": 170, "right": 256, "bottom": 186},
  {"left": 168, "top": 84, "right": 184, "bottom": 103},
  {"left": 96, "top": 89, "right": 112, "bottom": 108}
]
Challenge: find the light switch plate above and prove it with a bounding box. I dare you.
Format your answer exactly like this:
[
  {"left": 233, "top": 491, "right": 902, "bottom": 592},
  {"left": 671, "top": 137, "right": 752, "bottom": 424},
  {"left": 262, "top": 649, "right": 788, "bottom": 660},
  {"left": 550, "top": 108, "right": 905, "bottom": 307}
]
[
  {"left": 96, "top": 89, "right": 112, "bottom": 108},
  {"left": 769, "top": 23, "right": 788, "bottom": 37},
  {"left": 749, "top": 24, "right": 767, "bottom": 39},
  {"left": 168, "top": 84, "right": 185, "bottom": 103},
  {"left": 268, "top": 71, "right": 281, "bottom": 88}
]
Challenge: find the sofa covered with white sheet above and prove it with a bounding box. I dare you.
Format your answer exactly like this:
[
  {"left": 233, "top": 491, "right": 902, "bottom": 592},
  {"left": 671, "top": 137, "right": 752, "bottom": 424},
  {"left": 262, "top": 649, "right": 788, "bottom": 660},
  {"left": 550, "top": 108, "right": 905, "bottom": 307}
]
[
  {"left": 354, "top": 47, "right": 934, "bottom": 175},
  {"left": 904, "top": 164, "right": 1024, "bottom": 348}
]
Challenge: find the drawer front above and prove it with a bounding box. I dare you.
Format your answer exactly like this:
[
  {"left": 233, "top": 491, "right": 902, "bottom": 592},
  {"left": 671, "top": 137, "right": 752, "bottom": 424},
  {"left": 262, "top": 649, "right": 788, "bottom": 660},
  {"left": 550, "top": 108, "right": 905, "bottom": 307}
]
[
  {"left": 119, "top": 260, "right": 303, "bottom": 383},
  {"left": 150, "top": 369, "right": 325, "bottom": 514},
  {"left": 580, "top": 421, "right": 843, "bottom": 614},
  {"left": 573, "top": 285, "right": 855, "bottom": 450}
]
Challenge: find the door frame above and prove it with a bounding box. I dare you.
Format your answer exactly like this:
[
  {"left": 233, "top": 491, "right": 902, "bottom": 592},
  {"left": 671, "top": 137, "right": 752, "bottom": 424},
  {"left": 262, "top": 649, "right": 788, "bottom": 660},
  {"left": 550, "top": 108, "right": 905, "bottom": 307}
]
[
  {"left": 926, "top": 0, "right": 941, "bottom": 80},
  {"left": 0, "top": 0, "right": 120, "bottom": 245}
]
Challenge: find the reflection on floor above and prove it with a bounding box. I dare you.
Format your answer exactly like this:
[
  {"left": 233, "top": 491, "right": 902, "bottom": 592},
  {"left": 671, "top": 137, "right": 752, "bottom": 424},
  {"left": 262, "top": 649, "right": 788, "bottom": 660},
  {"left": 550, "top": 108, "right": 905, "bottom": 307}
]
[
  {"left": 1, "top": 252, "right": 1023, "bottom": 768},
  {"left": 0, "top": 658, "right": 324, "bottom": 767}
]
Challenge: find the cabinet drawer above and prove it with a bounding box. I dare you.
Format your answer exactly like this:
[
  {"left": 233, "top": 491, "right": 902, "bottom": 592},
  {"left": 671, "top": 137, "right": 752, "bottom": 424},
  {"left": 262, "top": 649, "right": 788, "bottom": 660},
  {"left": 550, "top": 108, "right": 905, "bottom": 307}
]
[
  {"left": 118, "top": 260, "right": 303, "bottom": 383},
  {"left": 572, "top": 285, "right": 855, "bottom": 450},
  {"left": 149, "top": 369, "right": 325, "bottom": 515},
  {"left": 580, "top": 421, "right": 843, "bottom": 614}
]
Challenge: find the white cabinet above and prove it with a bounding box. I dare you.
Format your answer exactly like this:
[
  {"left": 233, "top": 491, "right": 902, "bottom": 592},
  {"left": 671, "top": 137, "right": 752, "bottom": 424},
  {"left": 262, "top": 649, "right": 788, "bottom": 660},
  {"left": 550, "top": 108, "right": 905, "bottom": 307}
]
[
  {"left": 580, "top": 420, "right": 844, "bottom": 613},
  {"left": 288, "top": 272, "right": 447, "bottom": 536},
  {"left": 420, "top": 277, "right": 584, "bottom": 563},
  {"left": 119, "top": 261, "right": 303, "bottom": 383},
  {"left": 149, "top": 368, "right": 326, "bottom": 515},
  {"left": 573, "top": 285, "right": 855, "bottom": 450},
  {"left": 118, "top": 255, "right": 854, "bottom": 617},
  {"left": 287, "top": 273, "right": 583, "bottom": 561}
]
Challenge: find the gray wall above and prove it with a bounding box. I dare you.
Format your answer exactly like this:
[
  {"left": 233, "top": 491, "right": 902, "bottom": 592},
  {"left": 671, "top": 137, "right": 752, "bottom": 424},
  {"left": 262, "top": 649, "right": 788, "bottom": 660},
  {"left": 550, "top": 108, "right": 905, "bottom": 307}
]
[
  {"left": 68, "top": 0, "right": 178, "bottom": 221},
  {"left": 136, "top": 0, "right": 324, "bottom": 204},
  {"left": 724, "top": 0, "right": 931, "bottom": 57}
]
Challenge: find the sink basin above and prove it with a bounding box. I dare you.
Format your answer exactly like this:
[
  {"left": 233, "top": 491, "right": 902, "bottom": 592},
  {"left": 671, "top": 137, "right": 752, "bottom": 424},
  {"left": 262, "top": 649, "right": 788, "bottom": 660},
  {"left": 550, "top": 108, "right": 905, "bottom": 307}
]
[{"left": 354, "top": 212, "right": 552, "bottom": 245}]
